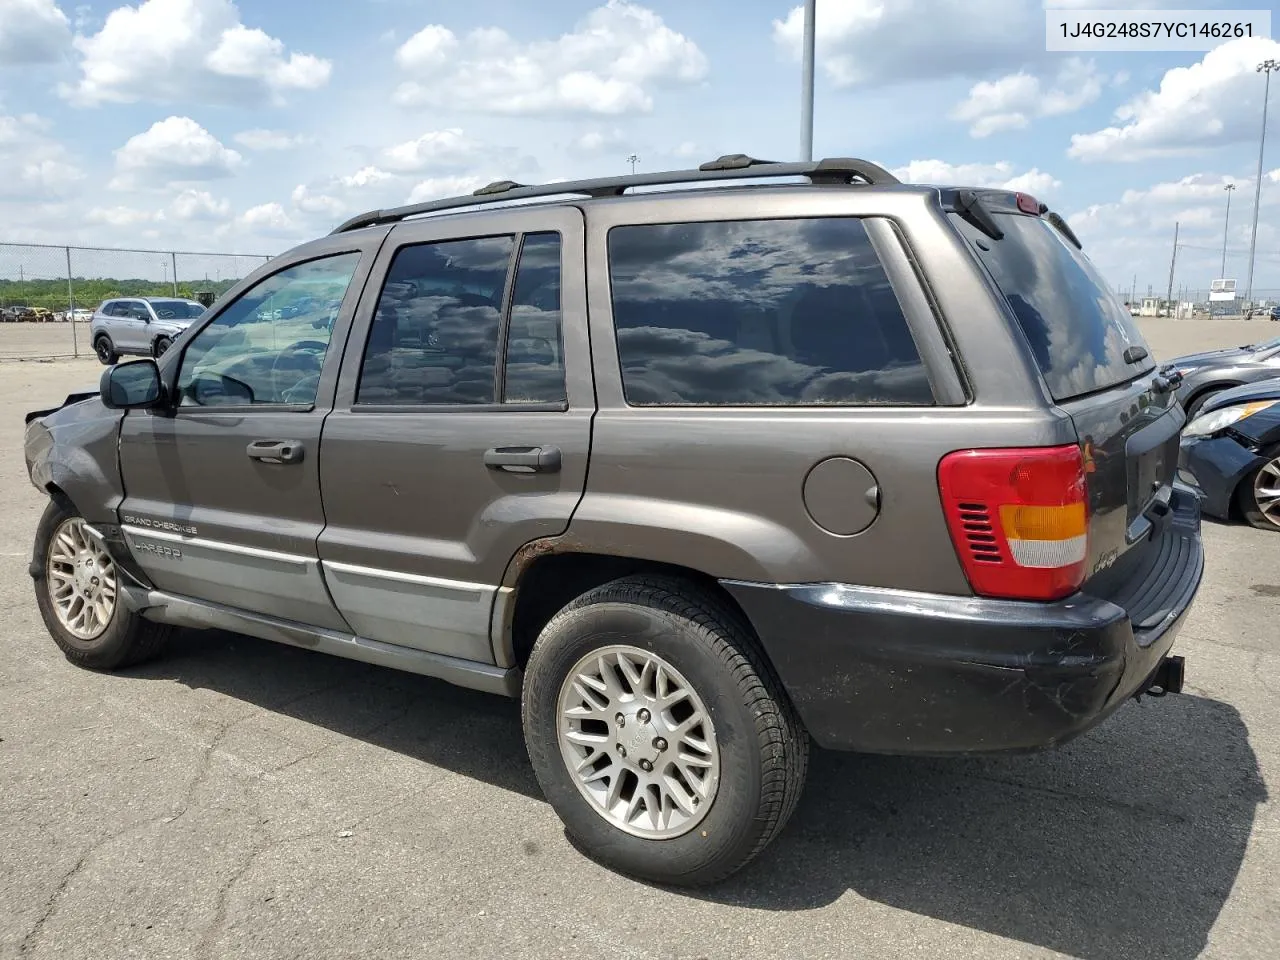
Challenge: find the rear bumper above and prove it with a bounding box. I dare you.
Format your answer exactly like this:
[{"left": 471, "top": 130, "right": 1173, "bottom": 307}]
[{"left": 723, "top": 488, "right": 1203, "bottom": 756}]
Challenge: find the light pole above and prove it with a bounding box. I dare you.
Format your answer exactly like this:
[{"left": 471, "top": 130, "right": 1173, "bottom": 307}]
[
  {"left": 1245, "top": 59, "right": 1279, "bottom": 310},
  {"left": 1221, "top": 182, "right": 1236, "bottom": 278},
  {"left": 626, "top": 153, "right": 639, "bottom": 175},
  {"left": 800, "top": 0, "right": 816, "bottom": 161}
]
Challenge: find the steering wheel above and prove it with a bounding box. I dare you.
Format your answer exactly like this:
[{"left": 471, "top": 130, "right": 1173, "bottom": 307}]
[{"left": 270, "top": 340, "right": 328, "bottom": 402}]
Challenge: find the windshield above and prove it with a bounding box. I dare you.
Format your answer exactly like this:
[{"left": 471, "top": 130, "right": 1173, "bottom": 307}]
[
  {"left": 951, "top": 212, "right": 1156, "bottom": 401},
  {"left": 150, "top": 301, "right": 206, "bottom": 320}
]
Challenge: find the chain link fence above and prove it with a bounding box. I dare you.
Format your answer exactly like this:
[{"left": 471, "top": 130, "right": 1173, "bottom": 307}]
[{"left": 0, "top": 242, "right": 272, "bottom": 360}]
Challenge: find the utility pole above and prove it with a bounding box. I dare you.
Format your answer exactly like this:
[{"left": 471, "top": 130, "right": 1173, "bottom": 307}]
[
  {"left": 800, "top": 0, "right": 816, "bottom": 161},
  {"left": 1166, "top": 221, "right": 1179, "bottom": 317},
  {"left": 626, "top": 153, "right": 639, "bottom": 175},
  {"left": 1221, "top": 182, "right": 1236, "bottom": 278},
  {"left": 1245, "top": 59, "right": 1279, "bottom": 309}
]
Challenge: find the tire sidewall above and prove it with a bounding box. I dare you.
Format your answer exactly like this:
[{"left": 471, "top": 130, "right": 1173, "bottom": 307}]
[
  {"left": 94, "top": 335, "right": 115, "bottom": 365},
  {"left": 154, "top": 336, "right": 172, "bottom": 357},
  {"left": 523, "top": 599, "right": 766, "bottom": 882},
  {"left": 32, "top": 500, "right": 135, "bottom": 669},
  {"left": 1240, "top": 444, "right": 1280, "bottom": 531}
]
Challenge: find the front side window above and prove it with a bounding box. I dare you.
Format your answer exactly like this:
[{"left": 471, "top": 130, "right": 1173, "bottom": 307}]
[
  {"left": 176, "top": 252, "right": 361, "bottom": 407},
  {"left": 606, "top": 218, "right": 933, "bottom": 406}
]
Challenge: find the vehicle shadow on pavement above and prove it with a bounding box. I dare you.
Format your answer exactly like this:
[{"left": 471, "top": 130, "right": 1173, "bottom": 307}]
[
  {"left": 704, "top": 692, "right": 1264, "bottom": 960},
  {"left": 128, "top": 628, "right": 542, "bottom": 799},
  {"left": 132, "top": 631, "right": 1263, "bottom": 960}
]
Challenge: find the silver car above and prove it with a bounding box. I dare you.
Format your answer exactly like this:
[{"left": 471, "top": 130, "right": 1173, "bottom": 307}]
[{"left": 90, "top": 297, "right": 207, "bottom": 365}]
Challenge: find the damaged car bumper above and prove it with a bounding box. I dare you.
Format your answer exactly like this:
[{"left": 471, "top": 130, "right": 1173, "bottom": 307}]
[{"left": 722, "top": 489, "right": 1203, "bottom": 756}]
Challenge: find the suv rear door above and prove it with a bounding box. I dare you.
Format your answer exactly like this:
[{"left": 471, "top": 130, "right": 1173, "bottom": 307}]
[{"left": 316, "top": 206, "right": 592, "bottom": 666}]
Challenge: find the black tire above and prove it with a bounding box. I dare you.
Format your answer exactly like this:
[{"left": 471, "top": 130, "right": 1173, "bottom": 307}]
[
  {"left": 521, "top": 575, "right": 808, "bottom": 886},
  {"left": 32, "top": 499, "right": 172, "bottom": 670},
  {"left": 1183, "top": 387, "right": 1226, "bottom": 421},
  {"left": 1236, "top": 444, "right": 1280, "bottom": 532},
  {"left": 153, "top": 335, "right": 173, "bottom": 358},
  {"left": 93, "top": 334, "right": 118, "bottom": 365}
]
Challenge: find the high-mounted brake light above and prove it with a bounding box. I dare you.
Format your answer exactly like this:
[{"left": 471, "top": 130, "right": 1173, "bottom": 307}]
[
  {"left": 937, "top": 445, "right": 1088, "bottom": 601},
  {"left": 1015, "top": 192, "right": 1041, "bottom": 215}
]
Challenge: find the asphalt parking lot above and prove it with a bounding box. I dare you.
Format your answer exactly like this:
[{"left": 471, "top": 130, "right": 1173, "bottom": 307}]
[{"left": 1, "top": 319, "right": 1278, "bottom": 960}]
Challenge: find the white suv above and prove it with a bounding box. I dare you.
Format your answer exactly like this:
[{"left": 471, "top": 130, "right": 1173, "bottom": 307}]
[{"left": 89, "top": 297, "right": 206, "bottom": 364}]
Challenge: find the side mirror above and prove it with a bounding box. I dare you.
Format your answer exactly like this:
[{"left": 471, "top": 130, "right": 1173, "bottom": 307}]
[{"left": 100, "top": 359, "right": 164, "bottom": 410}]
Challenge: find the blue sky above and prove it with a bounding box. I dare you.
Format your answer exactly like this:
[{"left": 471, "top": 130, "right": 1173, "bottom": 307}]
[{"left": 1, "top": 0, "right": 1279, "bottom": 296}]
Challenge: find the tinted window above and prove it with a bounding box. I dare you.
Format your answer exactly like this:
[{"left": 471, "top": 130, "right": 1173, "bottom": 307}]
[
  {"left": 150, "top": 300, "right": 205, "bottom": 320},
  {"left": 357, "top": 236, "right": 515, "bottom": 405},
  {"left": 607, "top": 218, "right": 932, "bottom": 406},
  {"left": 126, "top": 301, "right": 151, "bottom": 320},
  {"left": 177, "top": 252, "right": 360, "bottom": 407},
  {"left": 504, "top": 232, "right": 566, "bottom": 404},
  {"left": 952, "top": 212, "right": 1155, "bottom": 401}
]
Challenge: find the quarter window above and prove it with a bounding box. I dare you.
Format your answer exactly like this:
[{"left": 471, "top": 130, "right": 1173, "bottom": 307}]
[
  {"left": 606, "top": 218, "right": 933, "bottom": 407},
  {"left": 504, "top": 233, "right": 566, "bottom": 404},
  {"left": 176, "top": 252, "right": 361, "bottom": 407}
]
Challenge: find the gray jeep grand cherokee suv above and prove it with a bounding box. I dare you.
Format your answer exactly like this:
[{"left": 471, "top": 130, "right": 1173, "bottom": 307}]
[{"left": 24, "top": 156, "right": 1201, "bottom": 886}]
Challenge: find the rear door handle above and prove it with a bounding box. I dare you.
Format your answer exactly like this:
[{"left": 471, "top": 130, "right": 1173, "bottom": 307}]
[
  {"left": 247, "top": 439, "right": 304, "bottom": 464},
  {"left": 483, "top": 445, "right": 562, "bottom": 474}
]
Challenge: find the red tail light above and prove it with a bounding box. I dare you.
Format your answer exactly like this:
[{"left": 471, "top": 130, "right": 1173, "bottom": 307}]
[
  {"left": 1015, "top": 192, "right": 1041, "bottom": 215},
  {"left": 937, "top": 445, "right": 1088, "bottom": 601}
]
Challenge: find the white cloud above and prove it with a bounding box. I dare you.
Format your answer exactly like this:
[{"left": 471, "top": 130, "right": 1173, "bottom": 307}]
[
  {"left": 952, "top": 58, "right": 1105, "bottom": 138},
  {"left": 891, "top": 159, "right": 1062, "bottom": 197},
  {"left": 575, "top": 129, "right": 628, "bottom": 154},
  {"left": 773, "top": 0, "right": 1040, "bottom": 88},
  {"left": 0, "top": 0, "right": 71, "bottom": 63},
  {"left": 1067, "top": 170, "right": 1280, "bottom": 294},
  {"left": 1070, "top": 37, "right": 1280, "bottom": 161},
  {"left": 291, "top": 184, "right": 345, "bottom": 217},
  {"left": 382, "top": 128, "right": 483, "bottom": 172},
  {"left": 0, "top": 113, "right": 84, "bottom": 199},
  {"left": 393, "top": 1, "right": 708, "bottom": 115},
  {"left": 87, "top": 204, "right": 156, "bottom": 227},
  {"left": 62, "top": 0, "right": 332, "bottom": 106},
  {"left": 233, "top": 128, "right": 312, "bottom": 151},
  {"left": 339, "top": 166, "right": 393, "bottom": 189},
  {"left": 111, "top": 116, "right": 243, "bottom": 190},
  {"left": 239, "top": 201, "right": 295, "bottom": 233},
  {"left": 407, "top": 175, "right": 487, "bottom": 203},
  {"left": 168, "top": 188, "right": 230, "bottom": 220},
  {"left": 672, "top": 141, "right": 701, "bottom": 159}
]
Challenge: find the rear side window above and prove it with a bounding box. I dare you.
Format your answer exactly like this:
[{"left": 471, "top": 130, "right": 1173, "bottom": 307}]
[
  {"left": 357, "top": 236, "right": 515, "bottom": 405},
  {"left": 951, "top": 213, "right": 1155, "bottom": 401},
  {"left": 606, "top": 218, "right": 933, "bottom": 406}
]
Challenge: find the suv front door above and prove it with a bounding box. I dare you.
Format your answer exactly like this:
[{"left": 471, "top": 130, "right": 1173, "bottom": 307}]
[
  {"left": 117, "top": 233, "right": 386, "bottom": 628},
  {"left": 317, "top": 207, "right": 592, "bottom": 666}
]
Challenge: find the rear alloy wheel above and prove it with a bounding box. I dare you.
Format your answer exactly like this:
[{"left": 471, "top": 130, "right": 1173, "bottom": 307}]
[
  {"left": 522, "top": 575, "right": 808, "bottom": 886},
  {"left": 153, "top": 335, "right": 173, "bottom": 358},
  {"left": 93, "top": 335, "right": 117, "bottom": 365},
  {"left": 1238, "top": 445, "right": 1280, "bottom": 532}
]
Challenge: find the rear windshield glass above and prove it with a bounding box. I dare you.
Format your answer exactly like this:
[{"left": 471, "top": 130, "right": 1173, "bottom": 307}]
[{"left": 950, "top": 212, "right": 1155, "bottom": 401}]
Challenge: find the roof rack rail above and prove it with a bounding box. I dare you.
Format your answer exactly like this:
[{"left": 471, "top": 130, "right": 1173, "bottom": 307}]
[{"left": 331, "top": 155, "right": 900, "bottom": 234}]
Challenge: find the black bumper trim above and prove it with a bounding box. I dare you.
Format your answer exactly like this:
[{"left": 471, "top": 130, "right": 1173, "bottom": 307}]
[{"left": 723, "top": 523, "right": 1202, "bottom": 756}]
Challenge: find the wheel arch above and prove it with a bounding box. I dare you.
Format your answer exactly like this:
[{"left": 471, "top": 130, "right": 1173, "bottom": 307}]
[{"left": 500, "top": 549, "right": 759, "bottom": 671}]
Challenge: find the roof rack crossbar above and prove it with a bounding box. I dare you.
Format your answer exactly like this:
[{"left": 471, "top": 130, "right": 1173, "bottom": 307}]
[{"left": 331, "top": 156, "right": 901, "bottom": 234}]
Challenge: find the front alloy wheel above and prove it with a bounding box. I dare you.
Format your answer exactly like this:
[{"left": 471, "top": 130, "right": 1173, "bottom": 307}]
[{"left": 46, "top": 516, "right": 117, "bottom": 640}]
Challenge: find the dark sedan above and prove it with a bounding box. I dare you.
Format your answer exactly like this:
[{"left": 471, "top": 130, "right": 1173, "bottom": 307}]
[
  {"left": 1172, "top": 335, "right": 1280, "bottom": 418},
  {"left": 1179, "top": 378, "right": 1280, "bottom": 531}
]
